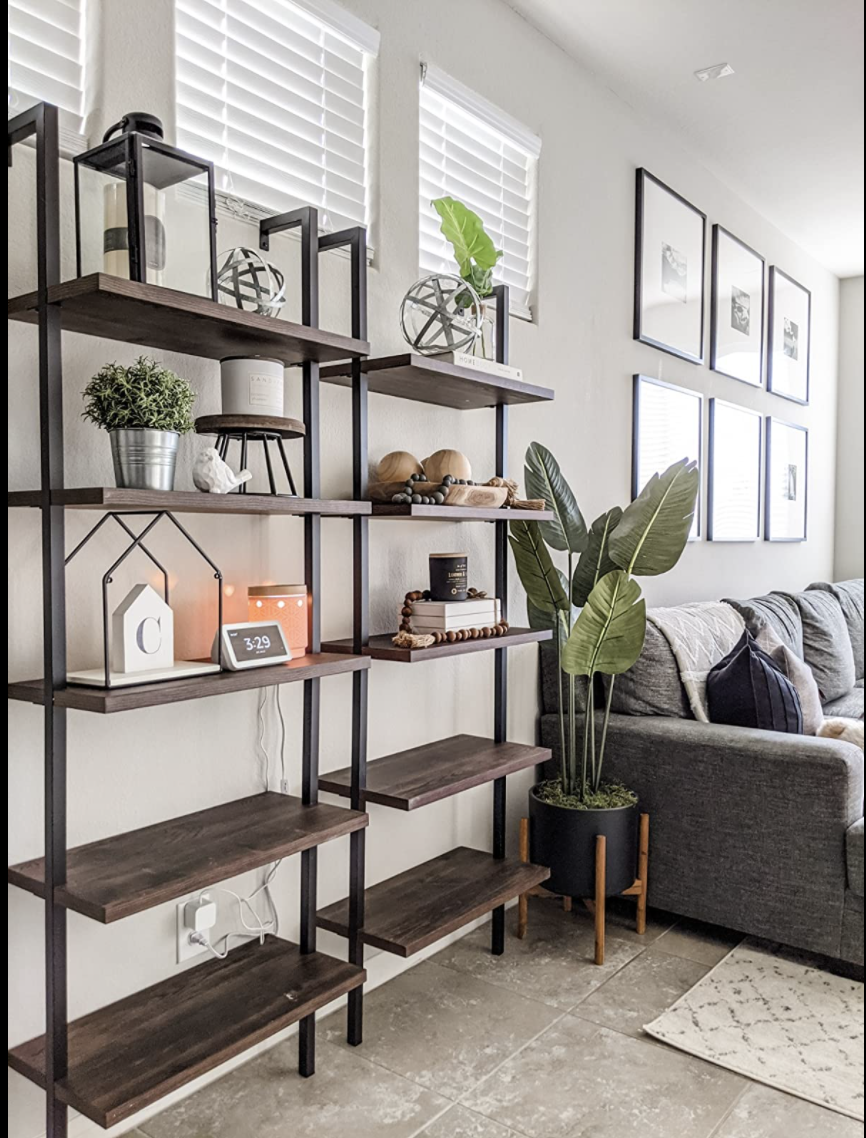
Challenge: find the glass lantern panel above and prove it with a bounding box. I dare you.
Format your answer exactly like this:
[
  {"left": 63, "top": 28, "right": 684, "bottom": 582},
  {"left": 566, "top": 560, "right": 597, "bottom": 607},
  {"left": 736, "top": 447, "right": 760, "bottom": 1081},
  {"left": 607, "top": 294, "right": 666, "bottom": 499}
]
[
  {"left": 140, "top": 143, "right": 213, "bottom": 298},
  {"left": 77, "top": 141, "right": 133, "bottom": 279}
]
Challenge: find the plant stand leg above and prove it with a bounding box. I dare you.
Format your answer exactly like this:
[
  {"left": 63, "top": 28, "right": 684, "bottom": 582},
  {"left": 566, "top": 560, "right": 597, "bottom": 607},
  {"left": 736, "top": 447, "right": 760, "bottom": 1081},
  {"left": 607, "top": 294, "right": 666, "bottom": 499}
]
[
  {"left": 562, "top": 896, "right": 573, "bottom": 913},
  {"left": 595, "top": 835, "right": 606, "bottom": 966},
  {"left": 636, "top": 813, "right": 650, "bottom": 936},
  {"left": 518, "top": 818, "right": 530, "bottom": 940}
]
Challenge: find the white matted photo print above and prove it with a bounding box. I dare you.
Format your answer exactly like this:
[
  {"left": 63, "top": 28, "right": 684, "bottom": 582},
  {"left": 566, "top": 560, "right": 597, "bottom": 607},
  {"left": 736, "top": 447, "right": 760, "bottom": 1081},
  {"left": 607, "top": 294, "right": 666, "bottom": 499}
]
[
  {"left": 708, "top": 400, "right": 762, "bottom": 542},
  {"left": 765, "top": 417, "right": 808, "bottom": 542},
  {"left": 633, "top": 375, "right": 703, "bottom": 539},
  {"left": 768, "top": 267, "right": 811, "bottom": 403},
  {"left": 711, "top": 226, "right": 765, "bottom": 387},
  {"left": 635, "top": 169, "right": 707, "bottom": 364}
]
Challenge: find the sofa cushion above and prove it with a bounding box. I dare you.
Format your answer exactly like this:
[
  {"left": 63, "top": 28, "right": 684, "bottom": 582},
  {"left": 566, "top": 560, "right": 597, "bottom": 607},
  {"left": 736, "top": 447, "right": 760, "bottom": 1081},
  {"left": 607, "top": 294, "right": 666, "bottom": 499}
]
[
  {"left": 848, "top": 819, "right": 864, "bottom": 899},
  {"left": 789, "top": 590, "right": 857, "bottom": 701},
  {"left": 809, "top": 580, "right": 865, "bottom": 681},
  {"left": 822, "top": 688, "right": 865, "bottom": 720},
  {"left": 723, "top": 593, "right": 803, "bottom": 658},
  {"left": 707, "top": 632, "right": 803, "bottom": 733},
  {"left": 604, "top": 619, "right": 692, "bottom": 719},
  {"left": 772, "top": 643, "right": 824, "bottom": 735}
]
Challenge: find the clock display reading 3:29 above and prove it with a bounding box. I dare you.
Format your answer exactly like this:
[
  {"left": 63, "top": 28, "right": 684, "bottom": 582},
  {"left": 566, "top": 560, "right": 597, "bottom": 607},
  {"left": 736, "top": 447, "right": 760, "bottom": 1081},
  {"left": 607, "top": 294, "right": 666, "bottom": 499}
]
[{"left": 228, "top": 625, "right": 286, "bottom": 661}]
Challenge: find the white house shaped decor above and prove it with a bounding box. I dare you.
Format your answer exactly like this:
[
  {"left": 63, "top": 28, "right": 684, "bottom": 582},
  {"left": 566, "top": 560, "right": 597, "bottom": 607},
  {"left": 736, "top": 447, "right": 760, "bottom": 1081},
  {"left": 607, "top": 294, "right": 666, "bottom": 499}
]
[{"left": 112, "top": 583, "right": 175, "bottom": 674}]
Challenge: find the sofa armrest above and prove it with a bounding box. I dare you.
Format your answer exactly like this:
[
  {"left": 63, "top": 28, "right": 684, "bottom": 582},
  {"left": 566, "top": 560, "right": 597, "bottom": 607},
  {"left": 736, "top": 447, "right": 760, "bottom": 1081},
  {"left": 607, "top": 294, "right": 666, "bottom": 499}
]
[
  {"left": 848, "top": 819, "right": 865, "bottom": 898},
  {"left": 599, "top": 714, "right": 864, "bottom": 957}
]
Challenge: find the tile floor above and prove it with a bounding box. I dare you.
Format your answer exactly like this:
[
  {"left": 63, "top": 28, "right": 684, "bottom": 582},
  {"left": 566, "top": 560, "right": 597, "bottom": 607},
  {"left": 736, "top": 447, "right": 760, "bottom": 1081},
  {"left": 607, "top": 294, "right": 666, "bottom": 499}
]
[{"left": 135, "top": 899, "right": 862, "bottom": 1138}]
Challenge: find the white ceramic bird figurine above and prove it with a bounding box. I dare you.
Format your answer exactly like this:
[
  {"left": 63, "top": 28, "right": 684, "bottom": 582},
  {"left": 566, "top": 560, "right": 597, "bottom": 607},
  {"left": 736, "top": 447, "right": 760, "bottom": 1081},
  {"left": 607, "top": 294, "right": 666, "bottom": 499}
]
[{"left": 193, "top": 447, "right": 253, "bottom": 494}]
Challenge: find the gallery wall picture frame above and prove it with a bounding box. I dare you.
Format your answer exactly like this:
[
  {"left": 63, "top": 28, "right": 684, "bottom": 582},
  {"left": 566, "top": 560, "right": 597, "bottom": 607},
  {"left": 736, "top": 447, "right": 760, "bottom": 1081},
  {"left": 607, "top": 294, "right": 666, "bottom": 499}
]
[
  {"left": 767, "top": 267, "right": 811, "bottom": 404},
  {"left": 708, "top": 399, "right": 763, "bottom": 542},
  {"left": 634, "top": 168, "right": 707, "bottom": 365},
  {"left": 765, "top": 417, "right": 809, "bottom": 543},
  {"left": 633, "top": 374, "right": 704, "bottom": 540},
  {"left": 710, "top": 225, "right": 765, "bottom": 388}
]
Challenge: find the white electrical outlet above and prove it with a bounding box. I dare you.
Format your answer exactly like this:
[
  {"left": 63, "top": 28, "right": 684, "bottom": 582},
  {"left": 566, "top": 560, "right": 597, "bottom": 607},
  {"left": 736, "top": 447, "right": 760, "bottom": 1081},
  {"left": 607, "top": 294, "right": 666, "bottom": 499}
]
[{"left": 176, "top": 896, "right": 215, "bottom": 964}]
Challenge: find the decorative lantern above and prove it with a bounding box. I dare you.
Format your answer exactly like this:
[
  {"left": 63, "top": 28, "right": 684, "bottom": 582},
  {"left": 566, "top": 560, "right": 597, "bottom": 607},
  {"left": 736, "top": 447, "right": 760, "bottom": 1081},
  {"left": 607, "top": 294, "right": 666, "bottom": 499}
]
[
  {"left": 248, "top": 585, "right": 309, "bottom": 659},
  {"left": 74, "top": 112, "right": 218, "bottom": 300}
]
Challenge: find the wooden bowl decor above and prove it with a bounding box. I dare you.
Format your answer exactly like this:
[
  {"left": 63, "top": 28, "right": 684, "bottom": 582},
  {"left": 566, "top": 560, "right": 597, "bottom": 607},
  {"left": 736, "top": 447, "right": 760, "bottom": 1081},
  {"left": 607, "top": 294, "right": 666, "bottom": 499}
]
[{"left": 370, "top": 449, "right": 519, "bottom": 510}]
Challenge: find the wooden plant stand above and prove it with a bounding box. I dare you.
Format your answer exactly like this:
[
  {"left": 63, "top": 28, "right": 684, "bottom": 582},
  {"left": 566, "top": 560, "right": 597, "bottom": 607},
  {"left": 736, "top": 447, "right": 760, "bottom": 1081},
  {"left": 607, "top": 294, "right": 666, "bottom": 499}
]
[{"left": 517, "top": 813, "right": 650, "bottom": 965}]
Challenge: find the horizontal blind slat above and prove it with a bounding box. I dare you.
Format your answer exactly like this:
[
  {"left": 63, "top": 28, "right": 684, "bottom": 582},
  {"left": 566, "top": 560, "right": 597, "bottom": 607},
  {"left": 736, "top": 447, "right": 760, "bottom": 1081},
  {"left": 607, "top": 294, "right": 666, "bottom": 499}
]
[{"left": 8, "top": 0, "right": 85, "bottom": 128}]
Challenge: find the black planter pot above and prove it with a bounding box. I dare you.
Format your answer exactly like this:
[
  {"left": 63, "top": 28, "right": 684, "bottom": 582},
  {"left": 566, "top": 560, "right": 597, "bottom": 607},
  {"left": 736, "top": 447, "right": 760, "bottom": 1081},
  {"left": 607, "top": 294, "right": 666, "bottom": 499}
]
[{"left": 529, "top": 785, "right": 639, "bottom": 898}]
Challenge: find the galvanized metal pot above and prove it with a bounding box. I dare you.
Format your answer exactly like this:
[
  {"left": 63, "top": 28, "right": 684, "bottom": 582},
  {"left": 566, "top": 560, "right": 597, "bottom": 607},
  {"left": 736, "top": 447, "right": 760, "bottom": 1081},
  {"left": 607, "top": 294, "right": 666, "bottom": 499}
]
[{"left": 109, "top": 428, "right": 179, "bottom": 491}]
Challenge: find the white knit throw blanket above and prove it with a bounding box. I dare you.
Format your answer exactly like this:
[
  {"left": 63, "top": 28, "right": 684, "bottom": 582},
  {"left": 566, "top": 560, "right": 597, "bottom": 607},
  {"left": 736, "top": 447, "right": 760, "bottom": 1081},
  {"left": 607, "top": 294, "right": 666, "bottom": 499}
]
[{"left": 648, "top": 602, "right": 746, "bottom": 722}]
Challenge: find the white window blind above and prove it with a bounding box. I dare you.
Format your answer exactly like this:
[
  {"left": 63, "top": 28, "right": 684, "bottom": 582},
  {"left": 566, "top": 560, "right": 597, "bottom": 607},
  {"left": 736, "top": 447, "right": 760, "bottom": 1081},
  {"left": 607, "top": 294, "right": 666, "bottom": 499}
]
[
  {"left": 420, "top": 64, "right": 540, "bottom": 318},
  {"left": 8, "top": 0, "right": 86, "bottom": 141},
  {"left": 176, "top": 0, "right": 379, "bottom": 233}
]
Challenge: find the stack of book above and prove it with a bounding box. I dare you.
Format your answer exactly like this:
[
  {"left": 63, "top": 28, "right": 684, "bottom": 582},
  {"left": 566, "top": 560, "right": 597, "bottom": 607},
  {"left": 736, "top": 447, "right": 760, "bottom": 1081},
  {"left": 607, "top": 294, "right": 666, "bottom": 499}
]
[{"left": 410, "top": 598, "right": 502, "bottom": 632}]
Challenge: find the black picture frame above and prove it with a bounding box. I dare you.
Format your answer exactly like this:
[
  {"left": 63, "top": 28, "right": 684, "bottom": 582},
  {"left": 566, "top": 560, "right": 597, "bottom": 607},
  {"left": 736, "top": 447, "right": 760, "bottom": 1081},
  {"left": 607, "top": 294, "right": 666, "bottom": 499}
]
[
  {"left": 765, "top": 416, "right": 809, "bottom": 543},
  {"left": 710, "top": 225, "right": 765, "bottom": 388},
  {"left": 767, "top": 266, "right": 812, "bottom": 404},
  {"left": 634, "top": 168, "right": 707, "bottom": 365},
  {"left": 708, "top": 398, "right": 763, "bottom": 542},
  {"left": 632, "top": 374, "right": 704, "bottom": 540}
]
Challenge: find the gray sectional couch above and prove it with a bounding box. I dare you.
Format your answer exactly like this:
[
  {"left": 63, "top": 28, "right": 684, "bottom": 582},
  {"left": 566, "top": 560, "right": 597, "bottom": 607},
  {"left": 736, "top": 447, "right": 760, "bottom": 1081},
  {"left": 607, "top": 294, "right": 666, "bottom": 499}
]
[{"left": 539, "top": 580, "right": 865, "bottom": 965}]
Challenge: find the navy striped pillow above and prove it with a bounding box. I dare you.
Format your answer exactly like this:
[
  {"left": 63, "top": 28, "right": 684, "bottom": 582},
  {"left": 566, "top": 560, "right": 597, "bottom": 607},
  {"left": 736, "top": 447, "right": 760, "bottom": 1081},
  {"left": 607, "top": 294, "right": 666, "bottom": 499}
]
[{"left": 708, "top": 631, "right": 804, "bottom": 733}]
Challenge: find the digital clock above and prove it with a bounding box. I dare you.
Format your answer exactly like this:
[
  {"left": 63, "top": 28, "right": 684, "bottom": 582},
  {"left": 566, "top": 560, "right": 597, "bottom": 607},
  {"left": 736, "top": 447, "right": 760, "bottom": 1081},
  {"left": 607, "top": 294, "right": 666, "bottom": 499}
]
[{"left": 211, "top": 621, "right": 293, "bottom": 671}]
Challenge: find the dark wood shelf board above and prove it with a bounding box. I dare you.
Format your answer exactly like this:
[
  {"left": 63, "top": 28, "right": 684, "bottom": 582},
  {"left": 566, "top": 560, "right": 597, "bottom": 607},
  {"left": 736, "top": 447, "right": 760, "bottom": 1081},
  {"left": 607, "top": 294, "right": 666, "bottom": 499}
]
[
  {"left": 322, "top": 627, "right": 552, "bottom": 663},
  {"left": 321, "top": 735, "right": 550, "bottom": 811},
  {"left": 8, "top": 653, "right": 369, "bottom": 714},
  {"left": 8, "top": 487, "right": 371, "bottom": 517},
  {"left": 320, "top": 353, "right": 554, "bottom": 410},
  {"left": 317, "top": 847, "right": 550, "bottom": 957},
  {"left": 8, "top": 275, "right": 369, "bottom": 366},
  {"left": 371, "top": 504, "right": 553, "bottom": 523},
  {"left": 8, "top": 793, "right": 368, "bottom": 922},
  {"left": 7, "top": 937, "right": 365, "bottom": 1128}
]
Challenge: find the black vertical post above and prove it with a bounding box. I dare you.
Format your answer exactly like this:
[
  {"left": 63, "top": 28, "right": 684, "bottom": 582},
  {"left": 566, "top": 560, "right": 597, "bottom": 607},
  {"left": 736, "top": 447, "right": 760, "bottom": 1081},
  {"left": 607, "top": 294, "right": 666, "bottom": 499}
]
[{"left": 492, "top": 285, "right": 510, "bottom": 957}]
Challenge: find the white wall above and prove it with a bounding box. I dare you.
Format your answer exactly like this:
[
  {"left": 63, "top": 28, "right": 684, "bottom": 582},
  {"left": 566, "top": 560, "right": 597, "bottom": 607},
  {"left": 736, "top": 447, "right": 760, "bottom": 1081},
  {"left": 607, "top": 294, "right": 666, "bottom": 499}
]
[
  {"left": 835, "top": 276, "right": 864, "bottom": 580},
  {"left": 8, "top": 1, "right": 842, "bottom": 1135}
]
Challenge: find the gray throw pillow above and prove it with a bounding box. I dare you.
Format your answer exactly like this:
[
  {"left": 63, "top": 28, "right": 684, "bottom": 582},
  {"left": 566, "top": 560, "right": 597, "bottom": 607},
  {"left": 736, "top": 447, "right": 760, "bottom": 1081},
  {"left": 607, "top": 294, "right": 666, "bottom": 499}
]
[
  {"left": 772, "top": 643, "right": 824, "bottom": 735},
  {"left": 808, "top": 580, "right": 865, "bottom": 681},
  {"left": 605, "top": 620, "right": 692, "bottom": 718},
  {"left": 790, "top": 590, "right": 857, "bottom": 702},
  {"left": 539, "top": 642, "right": 588, "bottom": 716},
  {"left": 723, "top": 593, "right": 804, "bottom": 658}
]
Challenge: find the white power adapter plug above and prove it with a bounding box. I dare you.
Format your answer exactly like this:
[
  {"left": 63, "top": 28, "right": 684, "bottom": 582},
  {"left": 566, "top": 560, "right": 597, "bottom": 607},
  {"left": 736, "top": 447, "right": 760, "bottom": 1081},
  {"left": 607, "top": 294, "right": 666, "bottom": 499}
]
[
  {"left": 177, "top": 893, "right": 219, "bottom": 963},
  {"left": 184, "top": 893, "right": 218, "bottom": 934}
]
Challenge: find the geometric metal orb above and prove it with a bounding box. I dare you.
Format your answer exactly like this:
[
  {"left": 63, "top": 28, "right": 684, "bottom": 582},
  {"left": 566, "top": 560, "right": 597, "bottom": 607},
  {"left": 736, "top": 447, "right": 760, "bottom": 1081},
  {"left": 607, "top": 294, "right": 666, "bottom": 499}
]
[
  {"left": 400, "top": 273, "right": 483, "bottom": 356},
  {"left": 212, "top": 247, "right": 287, "bottom": 318}
]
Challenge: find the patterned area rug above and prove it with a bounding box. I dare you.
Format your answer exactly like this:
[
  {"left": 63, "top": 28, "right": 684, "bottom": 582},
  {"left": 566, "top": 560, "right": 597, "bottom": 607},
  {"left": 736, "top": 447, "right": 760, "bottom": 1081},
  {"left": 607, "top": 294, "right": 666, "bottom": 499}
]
[{"left": 644, "top": 940, "right": 865, "bottom": 1120}]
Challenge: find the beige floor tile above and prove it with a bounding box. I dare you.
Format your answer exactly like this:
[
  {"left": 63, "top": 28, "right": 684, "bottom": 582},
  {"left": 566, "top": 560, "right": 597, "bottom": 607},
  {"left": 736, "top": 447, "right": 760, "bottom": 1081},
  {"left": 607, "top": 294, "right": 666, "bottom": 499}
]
[
  {"left": 653, "top": 918, "right": 743, "bottom": 967},
  {"left": 431, "top": 906, "right": 645, "bottom": 1010},
  {"left": 321, "top": 961, "right": 560, "bottom": 1101},
  {"left": 464, "top": 1015, "right": 746, "bottom": 1138},
  {"left": 420, "top": 1105, "right": 521, "bottom": 1137},
  {"left": 138, "top": 1037, "right": 449, "bottom": 1138},
  {"left": 713, "top": 1084, "right": 864, "bottom": 1137},
  {"left": 572, "top": 947, "right": 708, "bottom": 1037}
]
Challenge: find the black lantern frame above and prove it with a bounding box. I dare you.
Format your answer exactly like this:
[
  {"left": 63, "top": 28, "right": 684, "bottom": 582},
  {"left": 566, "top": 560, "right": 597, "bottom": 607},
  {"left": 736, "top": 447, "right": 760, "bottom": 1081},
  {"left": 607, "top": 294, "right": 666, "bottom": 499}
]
[{"left": 73, "top": 131, "right": 219, "bottom": 300}]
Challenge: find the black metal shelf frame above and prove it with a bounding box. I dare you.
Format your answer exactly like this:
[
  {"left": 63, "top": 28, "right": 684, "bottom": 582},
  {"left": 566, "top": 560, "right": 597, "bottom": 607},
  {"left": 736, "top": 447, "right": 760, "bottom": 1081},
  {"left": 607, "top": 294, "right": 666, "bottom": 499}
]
[{"left": 7, "top": 105, "right": 370, "bottom": 1136}]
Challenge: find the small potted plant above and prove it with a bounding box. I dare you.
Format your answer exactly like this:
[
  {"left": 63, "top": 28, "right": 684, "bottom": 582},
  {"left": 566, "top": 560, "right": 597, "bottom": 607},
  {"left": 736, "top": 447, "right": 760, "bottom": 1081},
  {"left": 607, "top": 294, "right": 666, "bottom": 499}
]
[
  {"left": 82, "top": 355, "right": 196, "bottom": 491},
  {"left": 510, "top": 444, "right": 699, "bottom": 898},
  {"left": 432, "top": 196, "right": 503, "bottom": 358}
]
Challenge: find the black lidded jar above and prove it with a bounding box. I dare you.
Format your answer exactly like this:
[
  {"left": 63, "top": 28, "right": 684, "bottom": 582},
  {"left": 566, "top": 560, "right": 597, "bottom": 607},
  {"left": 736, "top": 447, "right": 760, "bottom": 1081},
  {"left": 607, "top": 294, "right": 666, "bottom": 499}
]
[{"left": 429, "top": 553, "right": 469, "bottom": 602}]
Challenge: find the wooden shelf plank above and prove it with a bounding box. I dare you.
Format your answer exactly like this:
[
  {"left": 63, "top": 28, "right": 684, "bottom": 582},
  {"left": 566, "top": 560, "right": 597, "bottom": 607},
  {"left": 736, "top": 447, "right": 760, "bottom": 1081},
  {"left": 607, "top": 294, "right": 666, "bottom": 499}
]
[
  {"left": 8, "top": 653, "right": 369, "bottom": 714},
  {"left": 320, "top": 735, "right": 550, "bottom": 811},
  {"left": 8, "top": 488, "right": 371, "bottom": 517},
  {"left": 7, "top": 937, "right": 365, "bottom": 1129},
  {"left": 322, "top": 628, "right": 552, "bottom": 663},
  {"left": 371, "top": 504, "right": 552, "bottom": 523},
  {"left": 8, "top": 274, "right": 369, "bottom": 366},
  {"left": 8, "top": 793, "right": 368, "bottom": 922},
  {"left": 320, "top": 353, "right": 554, "bottom": 410},
  {"left": 317, "top": 847, "right": 550, "bottom": 957}
]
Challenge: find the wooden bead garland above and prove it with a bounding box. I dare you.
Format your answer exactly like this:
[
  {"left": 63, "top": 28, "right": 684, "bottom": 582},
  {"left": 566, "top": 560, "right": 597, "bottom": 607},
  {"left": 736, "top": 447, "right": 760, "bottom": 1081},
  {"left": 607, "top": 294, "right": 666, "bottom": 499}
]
[{"left": 394, "top": 588, "right": 509, "bottom": 647}]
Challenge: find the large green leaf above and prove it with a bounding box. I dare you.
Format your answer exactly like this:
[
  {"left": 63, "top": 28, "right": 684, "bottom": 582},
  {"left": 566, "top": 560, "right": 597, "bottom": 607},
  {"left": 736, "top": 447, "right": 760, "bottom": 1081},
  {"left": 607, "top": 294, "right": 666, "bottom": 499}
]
[
  {"left": 432, "top": 197, "right": 503, "bottom": 277},
  {"left": 572, "top": 507, "right": 623, "bottom": 608},
  {"left": 609, "top": 459, "right": 699, "bottom": 577},
  {"left": 524, "top": 442, "right": 588, "bottom": 555},
  {"left": 509, "top": 521, "right": 569, "bottom": 615},
  {"left": 527, "top": 573, "right": 570, "bottom": 639},
  {"left": 562, "top": 571, "right": 646, "bottom": 677}
]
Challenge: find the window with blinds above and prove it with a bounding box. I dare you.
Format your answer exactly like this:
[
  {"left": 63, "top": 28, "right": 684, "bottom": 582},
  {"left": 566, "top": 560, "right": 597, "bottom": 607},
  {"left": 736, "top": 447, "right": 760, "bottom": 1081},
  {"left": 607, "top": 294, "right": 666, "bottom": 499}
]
[
  {"left": 8, "top": 0, "right": 86, "bottom": 140},
  {"left": 175, "top": 0, "right": 379, "bottom": 233},
  {"left": 420, "top": 65, "right": 541, "bottom": 318}
]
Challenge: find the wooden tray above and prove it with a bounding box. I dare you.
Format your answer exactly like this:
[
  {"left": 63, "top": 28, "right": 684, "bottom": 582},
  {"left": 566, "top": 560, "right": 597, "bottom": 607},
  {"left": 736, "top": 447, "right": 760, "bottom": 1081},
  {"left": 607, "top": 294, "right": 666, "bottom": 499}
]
[{"left": 369, "top": 481, "right": 509, "bottom": 508}]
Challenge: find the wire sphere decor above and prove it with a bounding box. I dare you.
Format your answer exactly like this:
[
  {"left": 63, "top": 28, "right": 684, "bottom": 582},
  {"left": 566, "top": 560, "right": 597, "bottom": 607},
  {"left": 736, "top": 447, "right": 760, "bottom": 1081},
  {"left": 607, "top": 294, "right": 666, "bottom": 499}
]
[
  {"left": 212, "top": 247, "right": 287, "bottom": 318},
  {"left": 400, "top": 273, "right": 483, "bottom": 356}
]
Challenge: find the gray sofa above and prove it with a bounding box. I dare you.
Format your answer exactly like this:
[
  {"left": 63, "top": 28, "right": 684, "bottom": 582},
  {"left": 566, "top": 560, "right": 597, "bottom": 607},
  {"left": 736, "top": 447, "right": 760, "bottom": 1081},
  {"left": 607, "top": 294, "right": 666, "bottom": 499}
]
[{"left": 539, "top": 580, "right": 865, "bottom": 965}]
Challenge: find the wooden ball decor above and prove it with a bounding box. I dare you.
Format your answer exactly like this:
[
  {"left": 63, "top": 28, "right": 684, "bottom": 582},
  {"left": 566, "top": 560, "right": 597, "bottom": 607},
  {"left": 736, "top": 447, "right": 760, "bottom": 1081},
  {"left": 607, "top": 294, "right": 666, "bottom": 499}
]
[
  {"left": 375, "top": 451, "right": 424, "bottom": 484},
  {"left": 423, "top": 449, "right": 471, "bottom": 485}
]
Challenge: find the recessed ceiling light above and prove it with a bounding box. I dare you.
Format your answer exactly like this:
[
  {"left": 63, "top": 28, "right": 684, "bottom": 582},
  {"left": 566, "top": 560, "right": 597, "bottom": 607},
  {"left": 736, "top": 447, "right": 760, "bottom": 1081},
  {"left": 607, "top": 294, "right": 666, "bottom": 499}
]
[{"left": 694, "top": 62, "right": 735, "bottom": 82}]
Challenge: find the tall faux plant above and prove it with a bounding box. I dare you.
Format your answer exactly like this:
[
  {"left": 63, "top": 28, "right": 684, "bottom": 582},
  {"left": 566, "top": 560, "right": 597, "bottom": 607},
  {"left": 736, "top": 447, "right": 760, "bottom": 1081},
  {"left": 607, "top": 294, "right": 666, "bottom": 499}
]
[{"left": 510, "top": 444, "right": 699, "bottom": 803}]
